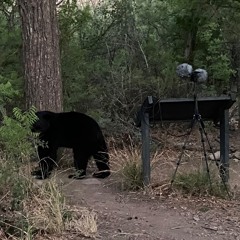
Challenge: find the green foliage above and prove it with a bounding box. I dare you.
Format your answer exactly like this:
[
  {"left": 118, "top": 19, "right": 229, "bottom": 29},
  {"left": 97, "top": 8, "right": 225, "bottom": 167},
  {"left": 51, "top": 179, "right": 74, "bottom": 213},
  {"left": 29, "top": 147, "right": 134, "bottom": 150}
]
[
  {"left": 13, "top": 106, "right": 38, "bottom": 127},
  {"left": 0, "top": 67, "right": 36, "bottom": 213},
  {"left": 0, "top": 106, "right": 71, "bottom": 238},
  {"left": 0, "top": 106, "right": 37, "bottom": 158},
  {"left": 0, "top": 69, "right": 37, "bottom": 216},
  {"left": 57, "top": 0, "right": 239, "bottom": 125},
  {"left": 0, "top": 106, "right": 38, "bottom": 211},
  {"left": 0, "top": 81, "right": 19, "bottom": 112},
  {"left": 196, "top": 22, "right": 234, "bottom": 94},
  {"left": 0, "top": 0, "right": 239, "bottom": 125},
  {"left": 0, "top": 14, "right": 23, "bottom": 101},
  {"left": 121, "top": 160, "right": 143, "bottom": 190}
]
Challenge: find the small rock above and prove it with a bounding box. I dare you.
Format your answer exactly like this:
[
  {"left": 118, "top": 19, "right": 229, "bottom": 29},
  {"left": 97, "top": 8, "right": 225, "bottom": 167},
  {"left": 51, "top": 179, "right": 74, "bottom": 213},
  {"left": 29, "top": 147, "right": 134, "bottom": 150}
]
[
  {"left": 204, "top": 225, "right": 218, "bottom": 231},
  {"left": 233, "top": 158, "right": 239, "bottom": 163},
  {"left": 193, "top": 215, "right": 200, "bottom": 221},
  {"left": 209, "top": 151, "right": 220, "bottom": 160},
  {"left": 233, "top": 151, "right": 240, "bottom": 159}
]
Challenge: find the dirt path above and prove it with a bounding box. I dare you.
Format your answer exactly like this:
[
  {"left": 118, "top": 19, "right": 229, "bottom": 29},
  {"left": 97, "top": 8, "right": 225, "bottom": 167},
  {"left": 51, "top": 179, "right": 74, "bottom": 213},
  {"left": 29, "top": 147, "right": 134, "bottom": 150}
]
[
  {"left": 56, "top": 130, "right": 240, "bottom": 240},
  {"left": 61, "top": 172, "right": 240, "bottom": 240}
]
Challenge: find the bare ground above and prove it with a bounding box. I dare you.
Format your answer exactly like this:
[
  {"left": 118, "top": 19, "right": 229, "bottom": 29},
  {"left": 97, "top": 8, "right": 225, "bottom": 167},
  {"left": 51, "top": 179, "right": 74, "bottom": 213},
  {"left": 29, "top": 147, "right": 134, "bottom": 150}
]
[
  {"left": 61, "top": 174, "right": 240, "bottom": 240},
  {"left": 59, "top": 129, "right": 240, "bottom": 240}
]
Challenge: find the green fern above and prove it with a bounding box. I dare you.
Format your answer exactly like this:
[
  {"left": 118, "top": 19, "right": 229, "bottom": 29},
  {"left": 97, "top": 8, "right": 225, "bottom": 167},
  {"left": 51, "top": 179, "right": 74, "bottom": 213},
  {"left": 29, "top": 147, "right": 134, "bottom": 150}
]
[
  {"left": 13, "top": 106, "right": 37, "bottom": 127},
  {"left": 0, "top": 107, "right": 38, "bottom": 160}
]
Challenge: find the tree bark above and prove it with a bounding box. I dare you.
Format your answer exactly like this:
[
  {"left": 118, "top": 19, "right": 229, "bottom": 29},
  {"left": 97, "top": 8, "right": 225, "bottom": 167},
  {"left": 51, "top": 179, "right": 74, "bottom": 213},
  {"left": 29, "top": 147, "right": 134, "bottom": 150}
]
[
  {"left": 232, "top": 43, "right": 240, "bottom": 127},
  {"left": 18, "top": 0, "right": 63, "bottom": 112},
  {"left": 184, "top": 28, "right": 198, "bottom": 64}
]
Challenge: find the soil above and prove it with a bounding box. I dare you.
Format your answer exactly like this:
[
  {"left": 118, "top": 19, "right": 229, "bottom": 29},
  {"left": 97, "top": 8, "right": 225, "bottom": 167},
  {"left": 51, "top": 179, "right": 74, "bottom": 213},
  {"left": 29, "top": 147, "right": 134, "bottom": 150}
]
[
  {"left": 60, "top": 129, "right": 240, "bottom": 240},
  {"left": 62, "top": 174, "right": 240, "bottom": 240}
]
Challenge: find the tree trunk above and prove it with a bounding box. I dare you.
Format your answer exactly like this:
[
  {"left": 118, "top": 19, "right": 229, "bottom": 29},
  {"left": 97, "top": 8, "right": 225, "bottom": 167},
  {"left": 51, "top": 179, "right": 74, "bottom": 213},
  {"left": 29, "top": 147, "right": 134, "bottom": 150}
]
[
  {"left": 18, "top": 0, "right": 63, "bottom": 112},
  {"left": 230, "top": 43, "right": 240, "bottom": 127},
  {"left": 184, "top": 28, "right": 198, "bottom": 64}
]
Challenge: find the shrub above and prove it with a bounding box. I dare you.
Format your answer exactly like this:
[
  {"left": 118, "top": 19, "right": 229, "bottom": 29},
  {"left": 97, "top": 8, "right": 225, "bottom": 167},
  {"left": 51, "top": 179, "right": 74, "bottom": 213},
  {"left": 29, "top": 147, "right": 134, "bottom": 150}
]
[
  {"left": 111, "top": 146, "right": 144, "bottom": 190},
  {"left": 173, "top": 170, "right": 228, "bottom": 198}
]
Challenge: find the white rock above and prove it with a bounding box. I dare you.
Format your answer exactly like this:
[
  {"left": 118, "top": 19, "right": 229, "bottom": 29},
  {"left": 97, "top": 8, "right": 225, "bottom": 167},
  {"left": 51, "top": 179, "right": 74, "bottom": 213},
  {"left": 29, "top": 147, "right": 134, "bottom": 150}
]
[
  {"left": 209, "top": 151, "right": 220, "bottom": 160},
  {"left": 233, "top": 158, "right": 240, "bottom": 163},
  {"left": 233, "top": 151, "right": 240, "bottom": 160}
]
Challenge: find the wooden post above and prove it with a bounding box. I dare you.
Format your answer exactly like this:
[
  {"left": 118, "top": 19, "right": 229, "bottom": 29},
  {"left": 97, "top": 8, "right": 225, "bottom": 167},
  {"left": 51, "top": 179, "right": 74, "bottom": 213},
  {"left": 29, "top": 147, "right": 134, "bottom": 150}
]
[
  {"left": 141, "top": 112, "right": 150, "bottom": 186},
  {"left": 220, "top": 109, "right": 229, "bottom": 182}
]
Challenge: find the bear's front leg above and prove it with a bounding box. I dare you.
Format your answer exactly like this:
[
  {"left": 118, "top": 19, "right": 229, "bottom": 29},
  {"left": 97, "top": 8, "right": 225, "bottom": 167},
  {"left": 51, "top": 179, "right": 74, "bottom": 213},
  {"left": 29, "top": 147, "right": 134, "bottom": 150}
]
[{"left": 32, "top": 146, "right": 57, "bottom": 179}]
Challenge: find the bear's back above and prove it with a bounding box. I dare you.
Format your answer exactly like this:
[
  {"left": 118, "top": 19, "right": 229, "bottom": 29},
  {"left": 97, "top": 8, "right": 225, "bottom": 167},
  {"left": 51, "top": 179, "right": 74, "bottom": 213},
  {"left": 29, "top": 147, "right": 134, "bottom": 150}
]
[{"left": 47, "top": 111, "right": 104, "bottom": 148}]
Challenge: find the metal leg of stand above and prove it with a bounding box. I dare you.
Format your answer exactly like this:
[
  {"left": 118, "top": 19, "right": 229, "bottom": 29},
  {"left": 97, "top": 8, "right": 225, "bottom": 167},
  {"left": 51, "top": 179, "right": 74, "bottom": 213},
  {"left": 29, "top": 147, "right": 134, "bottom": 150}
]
[
  {"left": 141, "top": 113, "right": 150, "bottom": 186},
  {"left": 171, "top": 118, "right": 196, "bottom": 186},
  {"left": 198, "top": 121, "right": 212, "bottom": 190},
  {"left": 220, "top": 109, "right": 229, "bottom": 183},
  {"left": 199, "top": 116, "right": 231, "bottom": 199}
]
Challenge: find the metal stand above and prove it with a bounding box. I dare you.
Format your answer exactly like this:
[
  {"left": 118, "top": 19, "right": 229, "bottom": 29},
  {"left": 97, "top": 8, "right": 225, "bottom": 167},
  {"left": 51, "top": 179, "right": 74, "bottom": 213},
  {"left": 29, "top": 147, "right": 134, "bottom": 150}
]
[{"left": 170, "top": 84, "right": 231, "bottom": 198}]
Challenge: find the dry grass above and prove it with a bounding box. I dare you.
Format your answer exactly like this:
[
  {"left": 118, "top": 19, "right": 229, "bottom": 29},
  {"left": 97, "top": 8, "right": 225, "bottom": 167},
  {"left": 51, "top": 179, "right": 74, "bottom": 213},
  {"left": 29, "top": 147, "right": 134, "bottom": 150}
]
[
  {"left": 109, "top": 146, "right": 143, "bottom": 190},
  {"left": 22, "top": 177, "right": 66, "bottom": 234},
  {"left": 0, "top": 153, "right": 98, "bottom": 240},
  {"left": 109, "top": 143, "right": 164, "bottom": 190},
  {"left": 65, "top": 206, "right": 97, "bottom": 238},
  {"left": 20, "top": 175, "right": 98, "bottom": 239}
]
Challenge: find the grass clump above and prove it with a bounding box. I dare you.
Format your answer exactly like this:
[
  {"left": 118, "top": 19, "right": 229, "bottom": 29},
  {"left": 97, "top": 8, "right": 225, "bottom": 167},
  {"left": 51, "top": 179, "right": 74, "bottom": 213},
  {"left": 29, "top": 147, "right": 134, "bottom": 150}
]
[
  {"left": 121, "top": 157, "right": 143, "bottom": 190},
  {"left": 22, "top": 176, "right": 98, "bottom": 239},
  {"left": 111, "top": 146, "right": 144, "bottom": 190},
  {"left": 65, "top": 206, "right": 98, "bottom": 239},
  {"left": 22, "top": 177, "right": 67, "bottom": 235},
  {"left": 173, "top": 170, "right": 228, "bottom": 198},
  {"left": 110, "top": 138, "right": 161, "bottom": 191}
]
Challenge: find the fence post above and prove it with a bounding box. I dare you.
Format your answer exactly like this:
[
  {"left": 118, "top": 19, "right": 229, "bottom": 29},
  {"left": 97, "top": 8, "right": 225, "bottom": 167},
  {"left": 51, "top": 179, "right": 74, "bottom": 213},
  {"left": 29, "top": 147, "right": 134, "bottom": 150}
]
[
  {"left": 220, "top": 109, "right": 229, "bottom": 183},
  {"left": 141, "top": 112, "right": 150, "bottom": 186}
]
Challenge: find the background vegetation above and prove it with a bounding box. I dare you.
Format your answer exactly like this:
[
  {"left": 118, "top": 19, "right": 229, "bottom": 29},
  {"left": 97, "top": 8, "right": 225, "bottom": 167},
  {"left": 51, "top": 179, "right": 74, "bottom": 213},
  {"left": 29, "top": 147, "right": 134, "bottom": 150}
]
[{"left": 0, "top": 0, "right": 239, "bottom": 128}]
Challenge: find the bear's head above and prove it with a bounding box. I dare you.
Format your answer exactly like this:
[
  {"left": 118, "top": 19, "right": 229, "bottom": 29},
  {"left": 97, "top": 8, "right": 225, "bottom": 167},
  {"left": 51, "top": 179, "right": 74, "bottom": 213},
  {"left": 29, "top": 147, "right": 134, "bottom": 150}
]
[{"left": 31, "top": 111, "right": 55, "bottom": 133}]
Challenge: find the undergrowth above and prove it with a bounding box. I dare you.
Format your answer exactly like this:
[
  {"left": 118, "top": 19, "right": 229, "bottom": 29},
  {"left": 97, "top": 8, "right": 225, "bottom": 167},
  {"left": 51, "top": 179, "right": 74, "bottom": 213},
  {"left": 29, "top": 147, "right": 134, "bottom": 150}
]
[
  {"left": 110, "top": 143, "right": 160, "bottom": 191},
  {"left": 0, "top": 104, "right": 97, "bottom": 239},
  {"left": 110, "top": 146, "right": 143, "bottom": 190},
  {"left": 172, "top": 169, "right": 229, "bottom": 199},
  {"left": 109, "top": 135, "right": 230, "bottom": 200}
]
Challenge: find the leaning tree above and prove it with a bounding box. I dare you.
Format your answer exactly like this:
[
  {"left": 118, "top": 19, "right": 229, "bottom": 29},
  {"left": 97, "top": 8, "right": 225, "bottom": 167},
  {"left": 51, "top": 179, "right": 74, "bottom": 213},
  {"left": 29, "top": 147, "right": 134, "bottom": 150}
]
[{"left": 17, "top": 0, "right": 63, "bottom": 112}]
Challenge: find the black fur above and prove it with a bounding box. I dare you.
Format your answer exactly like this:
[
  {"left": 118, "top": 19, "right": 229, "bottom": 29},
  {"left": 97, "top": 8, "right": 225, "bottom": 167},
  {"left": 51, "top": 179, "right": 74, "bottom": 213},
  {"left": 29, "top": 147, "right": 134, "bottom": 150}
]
[{"left": 31, "top": 111, "right": 110, "bottom": 179}]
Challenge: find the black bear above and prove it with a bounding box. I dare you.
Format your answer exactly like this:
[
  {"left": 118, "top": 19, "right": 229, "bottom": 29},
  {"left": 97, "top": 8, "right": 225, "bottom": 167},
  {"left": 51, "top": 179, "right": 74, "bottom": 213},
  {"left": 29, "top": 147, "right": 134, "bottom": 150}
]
[{"left": 31, "top": 111, "right": 110, "bottom": 180}]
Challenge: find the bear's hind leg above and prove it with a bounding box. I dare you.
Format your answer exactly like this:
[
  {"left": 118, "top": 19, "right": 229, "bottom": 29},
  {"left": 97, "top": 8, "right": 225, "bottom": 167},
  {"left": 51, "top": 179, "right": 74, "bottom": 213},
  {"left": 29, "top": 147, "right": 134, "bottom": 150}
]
[{"left": 93, "top": 151, "right": 110, "bottom": 179}]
